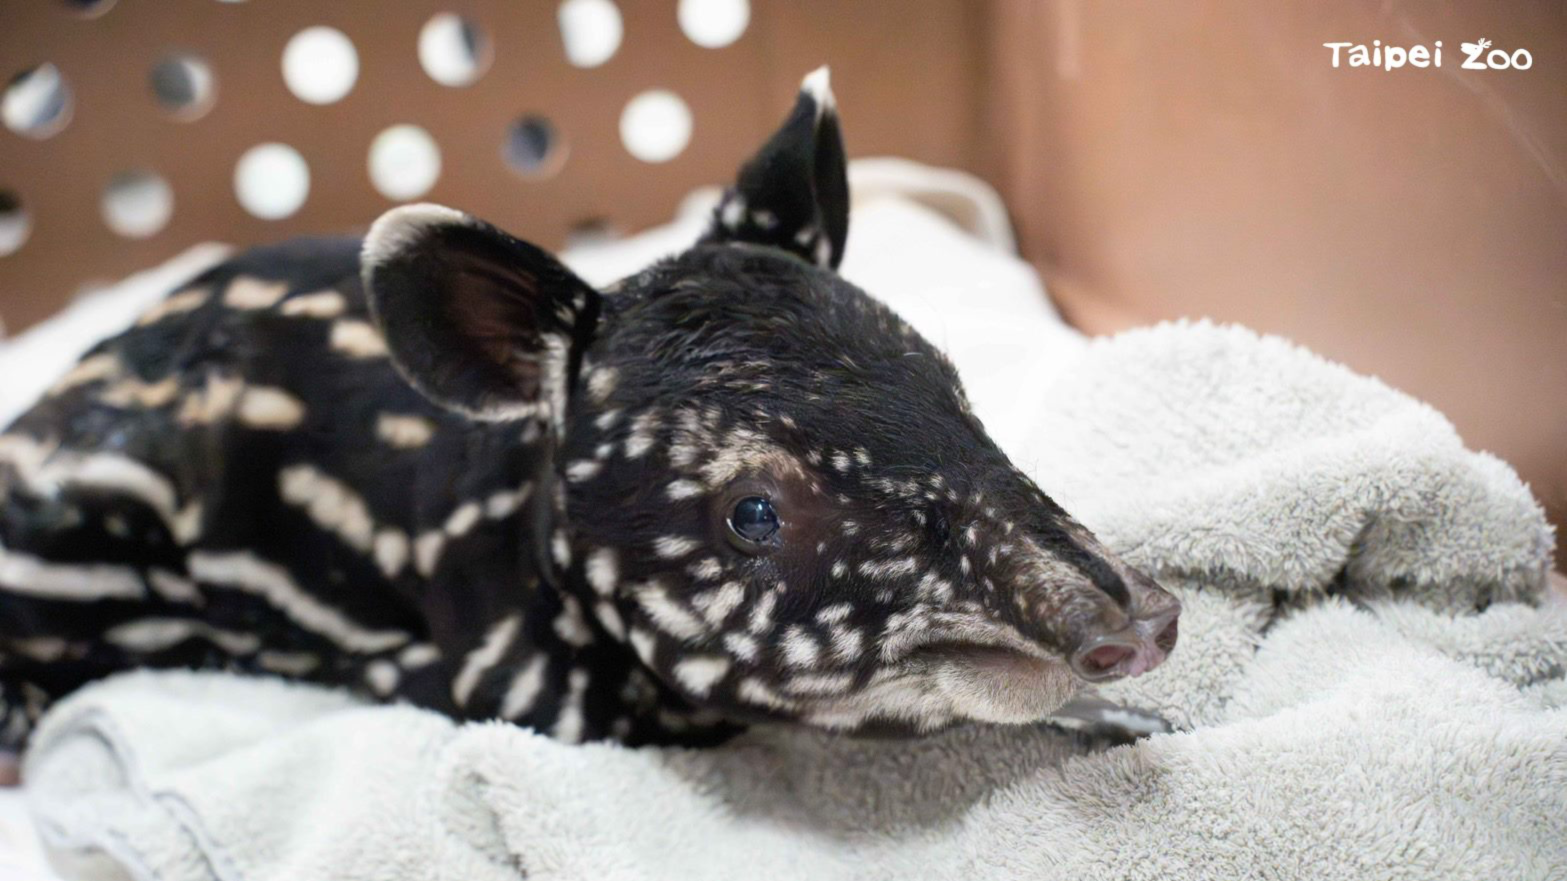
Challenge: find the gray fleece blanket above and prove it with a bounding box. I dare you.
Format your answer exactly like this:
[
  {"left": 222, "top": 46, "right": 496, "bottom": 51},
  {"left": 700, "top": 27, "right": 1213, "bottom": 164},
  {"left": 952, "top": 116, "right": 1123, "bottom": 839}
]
[{"left": 22, "top": 320, "right": 1567, "bottom": 881}]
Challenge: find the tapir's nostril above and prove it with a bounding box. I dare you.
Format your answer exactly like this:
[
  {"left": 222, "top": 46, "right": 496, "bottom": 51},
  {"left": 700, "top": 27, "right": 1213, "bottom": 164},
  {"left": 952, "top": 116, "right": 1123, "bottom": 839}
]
[
  {"left": 1082, "top": 644, "right": 1134, "bottom": 674},
  {"left": 1070, "top": 637, "right": 1139, "bottom": 682},
  {"left": 1154, "top": 616, "right": 1179, "bottom": 654}
]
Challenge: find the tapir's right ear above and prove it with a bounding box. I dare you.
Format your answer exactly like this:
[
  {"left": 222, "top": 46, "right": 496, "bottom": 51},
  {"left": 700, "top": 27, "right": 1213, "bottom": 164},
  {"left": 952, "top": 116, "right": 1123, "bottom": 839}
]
[
  {"left": 701, "top": 66, "right": 849, "bottom": 269},
  {"left": 361, "top": 204, "right": 599, "bottom": 424}
]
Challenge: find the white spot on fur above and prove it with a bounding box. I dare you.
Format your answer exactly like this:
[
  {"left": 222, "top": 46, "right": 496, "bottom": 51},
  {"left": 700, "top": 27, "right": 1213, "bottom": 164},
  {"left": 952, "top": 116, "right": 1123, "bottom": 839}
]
[
  {"left": 148, "top": 569, "right": 200, "bottom": 603},
  {"left": 666, "top": 479, "right": 704, "bottom": 500},
  {"left": 653, "top": 535, "right": 699, "bottom": 560},
  {"left": 50, "top": 354, "right": 121, "bottom": 395},
  {"left": 279, "top": 290, "right": 347, "bottom": 318},
  {"left": 830, "top": 626, "right": 863, "bottom": 661},
  {"left": 484, "top": 486, "right": 530, "bottom": 519},
  {"left": 586, "top": 366, "right": 619, "bottom": 403},
  {"left": 222, "top": 276, "right": 289, "bottom": 310},
  {"left": 629, "top": 627, "right": 658, "bottom": 665},
  {"left": 257, "top": 651, "right": 321, "bottom": 676},
  {"left": 787, "top": 671, "right": 855, "bottom": 695},
  {"left": 723, "top": 632, "right": 759, "bottom": 663},
  {"left": 674, "top": 656, "right": 731, "bottom": 697},
  {"left": 399, "top": 643, "right": 441, "bottom": 668},
  {"left": 694, "top": 581, "right": 744, "bottom": 627},
  {"left": 552, "top": 530, "right": 572, "bottom": 567},
  {"left": 689, "top": 557, "right": 723, "bottom": 581},
  {"left": 566, "top": 459, "right": 603, "bottom": 482},
  {"left": 634, "top": 583, "right": 707, "bottom": 640},
  {"left": 237, "top": 387, "right": 306, "bottom": 430},
  {"left": 137, "top": 287, "right": 208, "bottom": 326},
  {"left": 748, "top": 591, "right": 777, "bottom": 634},
  {"left": 188, "top": 551, "right": 409, "bottom": 653},
  {"left": 625, "top": 411, "right": 660, "bottom": 459},
  {"left": 595, "top": 600, "right": 626, "bottom": 641},
  {"left": 720, "top": 195, "right": 746, "bottom": 229},
  {"left": 586, "top": 548, "right": 619, "bottom": 595},
  {"left": 554, "top": 596, "right": 593, "bottom": 647},
  {"left": 553, "top": 668, "right": 591, "bottom": 743},
  {"left": 174, "top": 374, "right": 243, "bottom": 426},
  {"left": 499, "top": 654, "right": 548, "bottom": 719},
  {"left": 444, "top": 502, "right": 482, "bottom": 538},
  {"left": 858, "top": 557, "right": 919, "bottom": 580},
  {"left": 103, "top": 617, "right": 261, "bottom": 656},
  {"left": 365, "top": 659, "right": 400, "bottom": 696},
  {"left": 99, "top": 375, "right": 181, "bottom": 409},
  {"left": 374, "top": 529, "right": 409, "bottom": 577},
  {"left": 330, "top": 320, "right": 390, "bottom": 359},
  {"left": 738, "top": 678, "right": 793, "bottom": 709},
  {"left": 172, "top": 503, "right": 203, "bottom": 545},
  {"left": 414, "top": 531, "right": 446, "bottom": 577},
  {"left": 376, "top": 413, "right": 436, "bottom": 449},
  {"left": 0, "top": 437, "right": 185, "bottom": 541},
  {"left": 782, "top": 626, "right": 820, "bottom": 667},
  {"left": 279, "top": 465, "right": 377, "bottom": 552},
  {"left": 451, "top": 613, "right": 521, "bottom": 707},
  {"left": 816, "top": 603, "right": 852, "bottom": 624}
]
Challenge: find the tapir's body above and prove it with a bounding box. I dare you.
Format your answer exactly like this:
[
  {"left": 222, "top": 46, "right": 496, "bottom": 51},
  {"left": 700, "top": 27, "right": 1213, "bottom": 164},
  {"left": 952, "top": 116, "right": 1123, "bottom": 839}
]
[
  {"left": 0, "top": 237, "right": 666, "bottom": 746},
  {"left": 0, "top": 71, "right": 1179, "bottom": 753}
]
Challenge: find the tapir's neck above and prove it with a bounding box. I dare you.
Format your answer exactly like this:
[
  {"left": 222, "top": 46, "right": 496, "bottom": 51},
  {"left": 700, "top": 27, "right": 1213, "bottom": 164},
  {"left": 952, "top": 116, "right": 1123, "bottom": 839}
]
[{"left": 409, "top": 415, "right": 736, "bottom": 745}]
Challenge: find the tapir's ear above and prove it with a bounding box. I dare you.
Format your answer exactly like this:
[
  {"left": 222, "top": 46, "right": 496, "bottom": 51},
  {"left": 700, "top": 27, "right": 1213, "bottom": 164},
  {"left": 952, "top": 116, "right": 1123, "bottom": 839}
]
[
  {"left": 361, "top": 204, "right": 599, "bottom": 423},
  {"left": 702, "top": 66, "right": 849, "bottom": 269}
]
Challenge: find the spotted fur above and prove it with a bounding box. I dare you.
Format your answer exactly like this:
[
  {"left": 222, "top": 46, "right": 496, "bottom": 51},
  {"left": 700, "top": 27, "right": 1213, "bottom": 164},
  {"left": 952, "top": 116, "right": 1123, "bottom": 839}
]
[{"left": 0, "top": 70, "right": 1178, "bottom": 749}]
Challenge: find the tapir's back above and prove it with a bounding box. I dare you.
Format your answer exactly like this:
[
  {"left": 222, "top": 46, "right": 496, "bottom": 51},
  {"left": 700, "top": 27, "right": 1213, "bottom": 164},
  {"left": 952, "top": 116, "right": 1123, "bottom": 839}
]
[{"left": 0, "top": 237, "right": 521, "bottom": 741}]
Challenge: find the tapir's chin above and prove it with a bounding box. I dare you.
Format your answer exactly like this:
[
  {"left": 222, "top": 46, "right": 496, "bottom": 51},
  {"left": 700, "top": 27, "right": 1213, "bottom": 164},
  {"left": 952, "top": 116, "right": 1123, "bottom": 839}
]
[{"left": 931, "top": 647, "right": 1081, "bottom": 724}]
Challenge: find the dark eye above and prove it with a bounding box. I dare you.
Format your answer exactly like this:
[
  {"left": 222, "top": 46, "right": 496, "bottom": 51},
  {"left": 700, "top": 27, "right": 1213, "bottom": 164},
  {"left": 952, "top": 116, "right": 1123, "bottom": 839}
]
[{"left": 728, "top": 496, "right": 780, "bottom": 547}]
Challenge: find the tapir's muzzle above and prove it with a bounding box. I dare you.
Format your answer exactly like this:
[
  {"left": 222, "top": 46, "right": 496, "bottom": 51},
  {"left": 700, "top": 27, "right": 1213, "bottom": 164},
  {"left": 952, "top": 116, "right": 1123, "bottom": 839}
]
[{"left": 1065, "top": 571, "right": 1181, "bottom": 683}]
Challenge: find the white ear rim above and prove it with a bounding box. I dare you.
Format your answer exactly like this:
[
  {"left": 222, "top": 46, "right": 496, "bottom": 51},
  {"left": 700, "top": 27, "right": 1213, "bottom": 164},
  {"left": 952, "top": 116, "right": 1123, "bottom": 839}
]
[
  {"left": 361, "top": 203, "right": 474, "bottom": 271},
  {"left": 800, "top": 65, "right": 835, "bottom": 120}
]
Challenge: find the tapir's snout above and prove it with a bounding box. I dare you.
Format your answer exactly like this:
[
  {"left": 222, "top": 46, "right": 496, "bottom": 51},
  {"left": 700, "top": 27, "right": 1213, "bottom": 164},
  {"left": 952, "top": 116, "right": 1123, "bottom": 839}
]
[{"left": 1062, "top": 569, "right": 1181, "bottom": 684}]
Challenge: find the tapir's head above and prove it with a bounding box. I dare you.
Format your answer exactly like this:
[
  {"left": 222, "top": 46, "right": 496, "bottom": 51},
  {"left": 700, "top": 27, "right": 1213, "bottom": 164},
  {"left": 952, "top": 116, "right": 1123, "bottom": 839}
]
[{"left": 362, "top": 69, "right": 1178, "bottom": 734}]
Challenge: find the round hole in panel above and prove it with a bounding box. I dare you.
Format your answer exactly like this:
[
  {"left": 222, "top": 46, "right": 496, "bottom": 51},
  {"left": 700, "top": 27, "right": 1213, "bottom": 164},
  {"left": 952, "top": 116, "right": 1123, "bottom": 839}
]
[
  {"left": 150, "top": 53, "right": 217, "bottom": 120},
  {"left": 3, "top": 64, "right": 73, "bottom": 139},
  {"left": 369, "top": 124, "right": 442, "bottom": 200},
  {"left": 102, "top": 170, "right": 175, "bottom": 239},
  {"left": 620, "top": 90, "right": 692, "bottom": 164},
  {"left": 235, "top": 143, "right": 310, "bottom": 219},
  {"left": 419, "top": 13, "right": 491, "bottom": 87},
  {"left": 557, "top": 0, "right": 623, "bottom": 68},
  {"left": 0, "top": 190, "right": 31, "bottom": 257},
  {"left": 281, "top": 26, "right": 358, "bottom": 105},
  {"left": 502, "top": 115, "right": 566, "bottom": 179},
  {"left": 678, "top": 0, "right": 749, "bottom": 48},
  {"left": 61, "top": 0, "right": 117, "bottom": 18}
]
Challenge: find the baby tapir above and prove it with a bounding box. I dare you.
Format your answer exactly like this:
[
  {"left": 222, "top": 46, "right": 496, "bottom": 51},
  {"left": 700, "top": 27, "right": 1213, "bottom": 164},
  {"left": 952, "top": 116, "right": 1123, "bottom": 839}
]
[{"left": 0, "top": 69, "right": 1179, "bottom": 750}]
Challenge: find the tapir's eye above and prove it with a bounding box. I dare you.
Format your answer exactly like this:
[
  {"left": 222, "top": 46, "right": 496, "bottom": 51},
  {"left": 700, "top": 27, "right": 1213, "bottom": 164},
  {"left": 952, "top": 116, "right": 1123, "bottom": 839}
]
[{"left": 727, "top": 496, "right": 781, "bottom": 550}]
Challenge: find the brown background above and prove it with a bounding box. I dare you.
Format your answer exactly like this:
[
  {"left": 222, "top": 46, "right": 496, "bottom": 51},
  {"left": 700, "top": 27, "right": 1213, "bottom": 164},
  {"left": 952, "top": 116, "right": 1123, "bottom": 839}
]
[{"left": 1, "top": 0, "right": 1562, "bottom": 559}]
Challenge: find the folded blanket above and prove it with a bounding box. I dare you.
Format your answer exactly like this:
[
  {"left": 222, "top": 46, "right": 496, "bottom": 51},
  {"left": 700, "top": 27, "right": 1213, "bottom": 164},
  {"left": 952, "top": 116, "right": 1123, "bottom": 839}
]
[{"left": 22, "top": 316, "right": 1565, "bottom": 881}]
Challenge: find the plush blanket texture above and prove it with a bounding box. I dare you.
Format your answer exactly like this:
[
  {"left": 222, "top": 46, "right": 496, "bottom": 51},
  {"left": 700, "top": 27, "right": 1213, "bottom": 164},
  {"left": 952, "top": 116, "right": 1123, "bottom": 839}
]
[{"left": 9, "top": 166, "right": 1565, "bottom": 881}]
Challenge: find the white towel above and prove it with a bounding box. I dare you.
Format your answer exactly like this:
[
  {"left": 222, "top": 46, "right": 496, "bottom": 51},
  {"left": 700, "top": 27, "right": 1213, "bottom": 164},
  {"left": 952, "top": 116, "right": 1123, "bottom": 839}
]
[{"left": 21, "top": 316, "right": 1564, "bottom": 880}]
